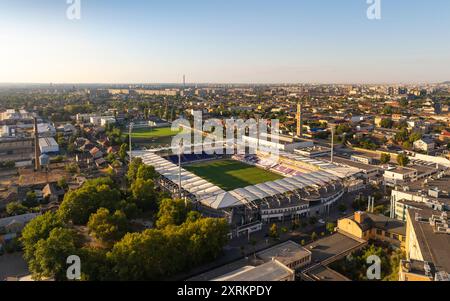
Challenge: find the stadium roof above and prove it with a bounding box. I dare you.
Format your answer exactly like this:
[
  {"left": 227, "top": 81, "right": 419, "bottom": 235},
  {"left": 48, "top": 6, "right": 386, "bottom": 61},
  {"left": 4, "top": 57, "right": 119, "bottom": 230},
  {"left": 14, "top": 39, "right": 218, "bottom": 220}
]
[
  {"left": 132, "top": 151, "right": 226, "bottom": 201},
  {"left": 132, "top": 151, "right": 360, "bottom": 210}
]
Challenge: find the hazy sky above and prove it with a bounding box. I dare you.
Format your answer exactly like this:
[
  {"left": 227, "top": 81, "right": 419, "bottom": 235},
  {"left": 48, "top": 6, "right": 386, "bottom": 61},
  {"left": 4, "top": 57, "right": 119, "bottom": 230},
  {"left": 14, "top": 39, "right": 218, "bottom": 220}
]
[{"left": 1, "top": 0, "right": 450, "bottom": 84}]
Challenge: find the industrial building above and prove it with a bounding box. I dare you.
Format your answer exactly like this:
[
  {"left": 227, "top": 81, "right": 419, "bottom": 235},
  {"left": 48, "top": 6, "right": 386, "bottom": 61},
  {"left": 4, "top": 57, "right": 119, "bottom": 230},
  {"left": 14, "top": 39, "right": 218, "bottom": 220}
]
[{"left": 38, "top": 137, "right": 59, "bottom": 154}]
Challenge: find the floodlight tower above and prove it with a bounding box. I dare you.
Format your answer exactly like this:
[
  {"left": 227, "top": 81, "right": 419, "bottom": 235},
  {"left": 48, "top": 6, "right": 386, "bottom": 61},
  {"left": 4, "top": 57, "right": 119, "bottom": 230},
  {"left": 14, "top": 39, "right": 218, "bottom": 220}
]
[
  {"left": 129, "top": 122, "right": 134, "bottom": 164},
  {"left": 178, "top": 139, "right": 184, "bottom": 201},
  {"left": 33, "top": 117, "right": 41, "bottom": 171},
  {"left": 330, "top": 125, "right": 335, "bottom": 163}
]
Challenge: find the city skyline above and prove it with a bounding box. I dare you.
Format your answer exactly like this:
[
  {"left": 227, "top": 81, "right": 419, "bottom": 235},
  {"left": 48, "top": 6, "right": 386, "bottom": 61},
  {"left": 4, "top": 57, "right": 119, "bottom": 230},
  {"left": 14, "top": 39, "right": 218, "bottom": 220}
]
[{"left": 1, "top": 0, "right": 450, "bottom": 84}]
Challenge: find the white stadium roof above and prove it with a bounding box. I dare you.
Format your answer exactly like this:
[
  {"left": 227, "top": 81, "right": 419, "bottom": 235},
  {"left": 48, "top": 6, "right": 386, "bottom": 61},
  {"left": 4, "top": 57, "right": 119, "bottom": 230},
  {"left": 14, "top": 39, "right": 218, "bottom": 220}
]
[{"left": 131, "top": 150, "right": 361, "bottom": 210}]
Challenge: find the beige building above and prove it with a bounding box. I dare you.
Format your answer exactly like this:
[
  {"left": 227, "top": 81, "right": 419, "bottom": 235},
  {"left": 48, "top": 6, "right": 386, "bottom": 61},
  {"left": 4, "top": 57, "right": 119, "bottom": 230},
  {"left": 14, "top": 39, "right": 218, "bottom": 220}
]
[
  {"left": 337, "top": 211, "right": 406, "bottom": 250},
  {"left": 400, "top": 208, "right": 450, "bottom": 281}
]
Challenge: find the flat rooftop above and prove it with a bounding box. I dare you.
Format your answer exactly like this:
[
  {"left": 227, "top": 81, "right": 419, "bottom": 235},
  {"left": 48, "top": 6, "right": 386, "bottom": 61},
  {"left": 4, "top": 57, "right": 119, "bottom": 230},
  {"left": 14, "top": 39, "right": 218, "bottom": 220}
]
[
  {"left": 397, "top": 175, "right": 450, "bottom": 205},
  {"left": 305, "top": 232, "right": 364, "bottom": 263},
  {"left": 256, "top": 240, "right": 311, "bottom": 266},
  {"left": 332, "top": 156, "right": 380, "bottom": 172},
  {"left": 408, "top": 208, "right": 450, "bottom": 273},
  {"left": 304, "top": 265, "right": 350, "bottom": 281},
  {"left": 212, "top": 261, "right": 293, "bottom": 281}
]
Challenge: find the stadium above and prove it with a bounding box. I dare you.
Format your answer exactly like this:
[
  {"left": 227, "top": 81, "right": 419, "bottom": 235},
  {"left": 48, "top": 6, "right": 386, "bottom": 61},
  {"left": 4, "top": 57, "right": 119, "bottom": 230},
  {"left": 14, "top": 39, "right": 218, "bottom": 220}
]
[{"left": 132, "top": 146, "right": 363, "bottom": 238}]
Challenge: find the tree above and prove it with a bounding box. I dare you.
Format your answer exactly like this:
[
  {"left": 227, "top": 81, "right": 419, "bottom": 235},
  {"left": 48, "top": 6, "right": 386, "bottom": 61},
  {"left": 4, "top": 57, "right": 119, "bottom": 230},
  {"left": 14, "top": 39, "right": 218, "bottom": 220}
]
[
  {"left": 6, "top": 201, "right": 29, "bottom": 216},
  {"left": 130, "top": 178, "right": 157, "bottom": 212},
  {"left": 107, "top": 217, "right": 229, "bottom": 281},
  {"left": 65, "top": 163, "right": 79, "bottom": 174},
  {"left": 186, "top": 211, "right": 202, "bottom": 223},
  {"left": 31, "top": 227, "right": 79, "bottom": 280},
  {"left": 269, "top": 223, "right": 278, "bottom": 239},
  {"left": 127, "top": 157, "right": 144, "bottom": 182},
  {"left": 380, "top": 153, "right": 391, "bottom": 164},
  {"left": 397, "top": 153, "right": 410, "bottom": 167},
  {"left": 380, "top": 118, "right": 393, "bottom": 129},
  {"left": 20, "top": 212, "right": 64, "bottom": 269},
  {"left": 57, "top": 178, "right": 68, "bottom": 190},
  {"left": 311, "top": 232, "right": 318, "bottom": 241},
  {"left": 106, "top": 152, "right": 116, "bottom": 164},
  {"left": 326, "top": 222, "right": 336, "bottom": 233},
  {"left": 156, "top": 199, "right": 189, "bottom": 229},
  {"left": 58, "top": 177, "right": 122, "bottom": 225},
  {"left": 136, "top": 164, "right": 156, "bottom": 181},
  {"left": 408, "top": 131, "right": 422, "bottom": 143},
  {"left": 88, "top": 208, "right": 129, "bottom": 243},
  {"left": 119, "top": 143, "right": 128, "bottom": 162},
  {"left": 23, "top": 191, "right": 38, "bottom": 208}
]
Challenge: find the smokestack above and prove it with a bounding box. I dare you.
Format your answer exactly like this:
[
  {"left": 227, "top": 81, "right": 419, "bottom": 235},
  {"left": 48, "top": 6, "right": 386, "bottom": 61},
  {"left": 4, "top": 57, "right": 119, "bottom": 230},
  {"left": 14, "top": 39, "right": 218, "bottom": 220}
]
[{"left": 34, "top": 117, "right": 41, "bottom": 171}]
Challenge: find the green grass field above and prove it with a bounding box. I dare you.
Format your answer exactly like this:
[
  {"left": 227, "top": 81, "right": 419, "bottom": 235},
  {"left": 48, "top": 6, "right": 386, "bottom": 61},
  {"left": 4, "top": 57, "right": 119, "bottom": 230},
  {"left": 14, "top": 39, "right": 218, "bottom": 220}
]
[
  {"left": 184, "top": 159, "right": 284, "bottom": 191},
  {"left": 126, "top": 127, "right": 181, "bottom": 139}
]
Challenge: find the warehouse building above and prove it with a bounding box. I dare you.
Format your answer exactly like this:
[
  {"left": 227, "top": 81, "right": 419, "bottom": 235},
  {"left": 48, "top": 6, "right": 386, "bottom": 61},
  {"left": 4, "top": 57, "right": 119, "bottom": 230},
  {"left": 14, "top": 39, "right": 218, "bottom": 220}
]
[{"left": 39, "top": 137, "right": 59, "bottom": 154}]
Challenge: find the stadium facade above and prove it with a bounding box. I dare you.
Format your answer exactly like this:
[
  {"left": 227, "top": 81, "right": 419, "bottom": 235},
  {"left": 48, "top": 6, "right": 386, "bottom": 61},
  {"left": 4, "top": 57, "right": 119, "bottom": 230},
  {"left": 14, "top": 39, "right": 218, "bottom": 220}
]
[{"left": 131, "top": 150, "right": 363, "bottom": 238}]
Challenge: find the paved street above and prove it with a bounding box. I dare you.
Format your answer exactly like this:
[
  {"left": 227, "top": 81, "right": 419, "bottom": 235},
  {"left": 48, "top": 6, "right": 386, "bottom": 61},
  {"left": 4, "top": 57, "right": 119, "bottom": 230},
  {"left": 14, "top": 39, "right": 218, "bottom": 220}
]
[{"left": 0, "top": 253, "right": 29, "bottom": 280}]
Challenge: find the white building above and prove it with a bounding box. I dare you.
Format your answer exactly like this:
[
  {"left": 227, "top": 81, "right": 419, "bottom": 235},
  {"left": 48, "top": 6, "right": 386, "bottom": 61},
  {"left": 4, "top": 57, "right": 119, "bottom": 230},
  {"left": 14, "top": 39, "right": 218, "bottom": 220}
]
[
  {"left": 37, "top": 123, "right": 56, "bottom": 137},
  {"left": 384, "top": 167, "right": 417, "bottom": 187},
  {"left": 413, "top": 138, "right": 435, "bottom": 153},
  {"left": 100, "top": 117, "right": 116, "bottom": 127},
  {"left": 39, "top": 137, "right": 59, "bottom": 154}
]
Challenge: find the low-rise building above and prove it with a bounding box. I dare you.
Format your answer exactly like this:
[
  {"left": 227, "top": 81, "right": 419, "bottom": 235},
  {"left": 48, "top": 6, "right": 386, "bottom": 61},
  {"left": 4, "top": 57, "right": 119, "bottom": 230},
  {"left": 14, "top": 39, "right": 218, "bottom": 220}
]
[
  {"left": 212, "top": 260, "right": 295, "bottom": 281},
  {"left": 390, "top": 174, "right": 450, "bottom": 221},
  {"left": 39, "top": 137, "right": 59, "bottom": 154},
  {"left": 337, "top": 211, "right": 406, "bottom": 250},
  {"left": 400, "top": 208, "right": 450, "bottom": 281},
  {"left": 0, "top": 213, "right": 40, "bottom": 248},
  {"left": 414, "top": 138, "right": 435, "bottom": 153},
  {"left": 37, "top": 123, "right": 56, "bottom": 137},
  {"left": 189, "top": 240, "right": 311, "bottom": 281},
  {"left": 384, "top": 167, "right": 418, "bottom": 187}
]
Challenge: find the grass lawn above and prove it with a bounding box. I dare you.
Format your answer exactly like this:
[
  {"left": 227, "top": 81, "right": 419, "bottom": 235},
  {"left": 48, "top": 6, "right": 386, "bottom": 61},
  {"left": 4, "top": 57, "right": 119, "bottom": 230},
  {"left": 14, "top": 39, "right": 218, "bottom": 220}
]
[
  {"left": 184, "top": 159, "right": 284, "bottom": 191},
  {"left": 126, "top": 127, "right": 181, "bottom": 139}
]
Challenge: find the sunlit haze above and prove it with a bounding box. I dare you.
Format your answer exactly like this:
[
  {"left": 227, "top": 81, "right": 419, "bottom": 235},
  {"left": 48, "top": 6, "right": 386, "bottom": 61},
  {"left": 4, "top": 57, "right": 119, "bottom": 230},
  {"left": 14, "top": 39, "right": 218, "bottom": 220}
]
[{"left": 1, "top": 0, "right": 450, "bottom": 84}]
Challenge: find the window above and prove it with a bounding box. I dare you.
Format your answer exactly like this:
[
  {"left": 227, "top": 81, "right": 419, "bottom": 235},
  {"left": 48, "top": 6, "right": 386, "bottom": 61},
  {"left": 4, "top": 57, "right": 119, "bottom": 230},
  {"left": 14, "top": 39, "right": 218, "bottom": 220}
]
[
  {"left": 392, "top": 234, "right": 399, "bottom": 240},
  {"left": 376, "top": 229, "right": 383, "bottom": 236}
]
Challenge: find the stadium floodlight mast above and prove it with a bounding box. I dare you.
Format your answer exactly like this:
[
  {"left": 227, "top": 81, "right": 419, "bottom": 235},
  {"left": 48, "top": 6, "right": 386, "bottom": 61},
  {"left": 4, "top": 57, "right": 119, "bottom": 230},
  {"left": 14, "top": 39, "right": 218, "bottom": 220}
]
[
  {"left": 330, "top": 125, "right": 335, "bottom": 163},
  {"left": 129, "top": 122, "right": 134, "bottom": 164},
  {"left": 178, "top": 139, "right": 184, "bottom": 201}
]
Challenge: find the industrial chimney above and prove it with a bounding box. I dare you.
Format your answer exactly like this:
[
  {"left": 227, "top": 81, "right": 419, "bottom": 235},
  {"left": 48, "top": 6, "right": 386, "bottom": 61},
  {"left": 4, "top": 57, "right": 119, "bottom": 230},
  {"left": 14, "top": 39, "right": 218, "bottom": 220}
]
[
  {"left": 296, "top": 101, "right": 303, "bottom": 138},
  {"left": 34, "top": 117, "right": 41, "bottom": 171}
]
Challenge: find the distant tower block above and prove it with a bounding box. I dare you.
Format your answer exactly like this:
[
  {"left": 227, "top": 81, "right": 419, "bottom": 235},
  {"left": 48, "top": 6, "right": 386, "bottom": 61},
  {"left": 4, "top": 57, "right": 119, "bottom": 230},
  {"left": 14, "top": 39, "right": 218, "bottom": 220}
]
[
  {"left": 33, "top": 117, "right": 41, "bottom": 171},
  {"left": 183, "top": 75, "right": 186, "bottom": 87},
  {"left": 296, "top": 102, "right": 303, "bottom": 138}
]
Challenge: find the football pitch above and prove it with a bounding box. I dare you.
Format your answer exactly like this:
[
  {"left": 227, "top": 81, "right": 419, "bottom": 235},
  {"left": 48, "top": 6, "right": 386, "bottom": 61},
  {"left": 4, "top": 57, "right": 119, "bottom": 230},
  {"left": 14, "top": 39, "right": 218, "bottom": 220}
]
[
  {"left": 127, "top": 127, "right": 181, "bottom": 139},
  {"left": 184, "top": 159, "right": 284, "bottom": 191}
]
